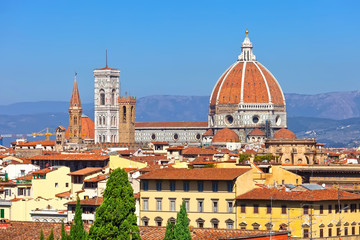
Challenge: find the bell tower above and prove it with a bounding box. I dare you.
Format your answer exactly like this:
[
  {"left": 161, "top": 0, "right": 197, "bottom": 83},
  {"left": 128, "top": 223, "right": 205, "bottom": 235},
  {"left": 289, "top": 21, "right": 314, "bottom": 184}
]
[
  {"left": 68, "top": 74, "right": 83, "bottom": 144},
  {"left": 118, "top": 96, "right": 136, "bottom": 143}
]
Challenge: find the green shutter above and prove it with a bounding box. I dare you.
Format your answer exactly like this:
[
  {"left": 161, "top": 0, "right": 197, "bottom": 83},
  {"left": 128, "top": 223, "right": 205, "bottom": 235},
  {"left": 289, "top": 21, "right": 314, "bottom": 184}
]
[{"left": 0, "top": 209, "right": 4, "bottom": 218}]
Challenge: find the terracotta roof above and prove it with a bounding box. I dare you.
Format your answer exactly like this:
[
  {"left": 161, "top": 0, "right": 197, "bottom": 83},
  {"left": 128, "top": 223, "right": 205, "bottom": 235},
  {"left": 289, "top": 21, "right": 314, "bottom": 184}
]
[
  {"left": 236, "top": 187, "right": 360, "bottom": 201},
  {"left": 55, "top": 191, "right": 71, "bottom": 198},
  {"left": 117, "top": 150, "right": 134, "bottom": 156},
  {"left": 129, "top": 156, "right": 165, "bottom": 165},
  {"left": 135, "top": 122, "right": 208, "bottom": 128},
  {"left": 83, "top": 174, "right": 107, "bottom": 182},
  {"left": 273, "top": 128, "right": 297, "bottom": 140},
  {"left": 167, "top": 145, "right": 184, "bottom": 151},
  {"left": 212, "top": 128, "right": 240, "bottom": 143},
  {"left": 29, "top": 154, "right": 109, "bottom": 161},
  {"left": 17, "top": 141, "right": 55, "bottom": 147},
  {"left": 139, "top": 226, "right": 288, "bottom": 240},
  {"left": 15, "top": 174, "right": 33, "bottom": 181},
  {"left": 248, "top": 128, "right": 265, "bottom": 136},
  {"left": 210, "top": 61, "right": 285, "bottom": 106},
  {"left": 68, "top": 167, "right": 102, "bottom": 176},
  {"left": 65, "top": 116, "right": 95, "bottom": 140},
  {"left": 183, "top": 147, "right": 218, "bottom": 155},
  {"left": 203, "top": 129, "right": 214, "bottom": 136},
  {"left": 0, "top": 155, "right": 9, "bottom": 159},
  {"left": 151, "top": 141, "right": 169, "bottom": 145},
  {"left": 32, "top": 168, "right": 53, "bottom": 175},
  {"left": 138, "top": 168, "right": 250, "bottom": 180},
  {"left": 66, "top": 197, "right": 103, "bottom": 206}
]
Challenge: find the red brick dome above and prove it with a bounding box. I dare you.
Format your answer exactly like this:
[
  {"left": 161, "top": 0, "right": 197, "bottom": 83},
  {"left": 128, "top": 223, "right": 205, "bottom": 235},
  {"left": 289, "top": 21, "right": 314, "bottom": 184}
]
[
  {"left": 65, "top": 115, "right": 95, "bottom": 140},
  {"left": 273, "top": 128, "right": 296, "bottom": 140},
  {"left": 212, "top": 128, "right": 240, "bottom": 143},
  {"left": 209, "top": 31, "right": 285, "bottom": 107}
]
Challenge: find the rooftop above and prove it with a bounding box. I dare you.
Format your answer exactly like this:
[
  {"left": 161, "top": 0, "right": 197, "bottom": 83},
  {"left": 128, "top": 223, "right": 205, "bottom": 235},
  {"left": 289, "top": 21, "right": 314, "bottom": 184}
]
[{"left": 68, "top": 167, "right": 102, "bottom": 176}]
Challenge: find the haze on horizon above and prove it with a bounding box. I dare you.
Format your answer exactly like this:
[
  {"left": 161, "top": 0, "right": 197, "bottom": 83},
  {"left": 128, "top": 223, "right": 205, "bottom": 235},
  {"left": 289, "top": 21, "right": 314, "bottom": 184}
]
[{"left": 0, "top": 0, "right": 359, "bottom": 105}]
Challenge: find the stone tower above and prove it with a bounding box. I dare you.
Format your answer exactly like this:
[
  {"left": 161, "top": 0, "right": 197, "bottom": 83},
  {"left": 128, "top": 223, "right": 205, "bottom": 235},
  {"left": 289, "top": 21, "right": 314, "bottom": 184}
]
[
  {"left": 68, "top": 75, "right": 83, "bottom": 144},
  {"left": 94, "top": 65, "right": 120, "bottom": 143},
  {"left": 118, "top": 96, "right": 136, "bottom": 143}
]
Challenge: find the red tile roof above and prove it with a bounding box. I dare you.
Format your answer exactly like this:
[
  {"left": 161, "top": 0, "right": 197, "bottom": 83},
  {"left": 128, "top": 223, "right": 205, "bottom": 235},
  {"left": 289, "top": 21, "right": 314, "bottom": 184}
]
[
  {"left": 29, "top": 154, "right": 109, "bottom": 161},
  {"left": 248, "top": 128, "right": 265, "bottom": 136},
  {"left": 55, "top": 191, "right": 71, "bottom": 198},
  {"left": 236, "top": 187, "right": 360, "bottom": 201},
  {"left": 96, "top": 66, "right": 118, "bottom": 70},
  {"left": 68, "top": 167, "right": 102, "bottom": 176},
  {"left": 203, "top": 129, "right": 214, "bottom": 136},
  {"left": 138, "top": 168, "right": 250, "bottom": 180},
  {"left": 15, "top": 174, "right": 33, "bottom": 181},
  {"left": 135, "top": 122, "right": 208, "bottom": 128},
  {"left": 17, "top": 141, "right": 55, "bottom": 147},
  {"left": 212, "top": 128, "right": 240, "bottom": 143},
  {"left": 83, "top": 174, "right": 107, "bottom": 182},
  {"left": 117, "top": 150, "right": 135, "bottom": 156},
  {"left": 273, "top": 128, "right": 297, "bottom": 140},
  {"left": 183, "top": 147, "right": 218, "bottom": 156},
  {"left": 151, "top": 141, "right": 169, "bottom": 145},
  {"left": 32, "top": 168, "right": 53, "bottom": 175},
  {"left": 167, "top": 145, "right": 184, "bottom": 151},
  {"left": 66, "top": 197, "right": 103, "bottom": 206}
]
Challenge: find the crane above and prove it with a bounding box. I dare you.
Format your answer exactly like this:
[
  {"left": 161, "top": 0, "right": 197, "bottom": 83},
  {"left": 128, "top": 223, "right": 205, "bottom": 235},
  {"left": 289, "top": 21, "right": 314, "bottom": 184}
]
[{"left": 32, "top": 128, "right": 55, "bottom": 141}]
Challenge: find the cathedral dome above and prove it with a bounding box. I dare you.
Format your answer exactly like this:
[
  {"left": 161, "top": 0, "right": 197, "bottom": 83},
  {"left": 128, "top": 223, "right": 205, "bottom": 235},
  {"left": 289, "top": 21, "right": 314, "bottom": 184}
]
[
  {"left": 273, "top": 128, "right": 296, "bottom": 140},
  {"left": 212, "top": 128, "right": 240, "bottom": 143},
  {"left": 209, "top": 31, "right": 285, "bottom": 107}
]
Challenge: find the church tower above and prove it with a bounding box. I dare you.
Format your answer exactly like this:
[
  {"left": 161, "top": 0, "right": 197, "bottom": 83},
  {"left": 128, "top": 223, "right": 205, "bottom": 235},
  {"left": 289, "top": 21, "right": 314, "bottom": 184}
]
[
  {"left": 118, "top": 96, "right": 136, "bottom": 143},
  {"left": 94, "top": 64, "right": 120, "bottom": 144},
  {"left": 68, "top": 75, "right": 83, "bottom": 144}
]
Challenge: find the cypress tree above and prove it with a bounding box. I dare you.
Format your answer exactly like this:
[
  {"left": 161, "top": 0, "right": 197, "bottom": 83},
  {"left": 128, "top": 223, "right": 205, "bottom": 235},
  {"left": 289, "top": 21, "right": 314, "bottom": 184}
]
[
  {"left": 174, "top": 202, "right": 192, "bottom": 240},
  {"left": 163, "top": 220, "right": 175, "bottom": 240},
  {"left": 61, "top": 221, "right": 68, "bottom": 240},
  {"left": 46, "top": 228, "right": 54, "bottom": 240},
  {"left": 40, "top": 229, "right": 45, "bottom": 240},
  {"left": 70, "top": 197, "right": 87, "bottom": 240},
  {"left": 88, "top": 168, "right": 140, "bottom": 240}
]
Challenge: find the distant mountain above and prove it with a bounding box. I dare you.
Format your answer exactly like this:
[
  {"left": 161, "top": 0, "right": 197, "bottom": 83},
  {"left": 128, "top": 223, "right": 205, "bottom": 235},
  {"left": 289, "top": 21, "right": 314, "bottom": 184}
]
[{"left": 2, "top": 91, "right": 360, "bottom": 147}]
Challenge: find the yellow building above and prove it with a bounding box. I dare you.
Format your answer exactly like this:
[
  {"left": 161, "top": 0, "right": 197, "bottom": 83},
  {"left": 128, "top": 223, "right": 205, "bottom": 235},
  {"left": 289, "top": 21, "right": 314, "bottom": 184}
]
[
  {"left": 32, "top": 166, "right": 71, "bottom": 199},
  {"left": 138, "top": 168, "right": 255, "bottom": 229},
  {"left": 236, "top": 184, "right": 360, "bottom": 239},
  {"left": 109, "top": 155, "right": 147, "bottom": 170}
]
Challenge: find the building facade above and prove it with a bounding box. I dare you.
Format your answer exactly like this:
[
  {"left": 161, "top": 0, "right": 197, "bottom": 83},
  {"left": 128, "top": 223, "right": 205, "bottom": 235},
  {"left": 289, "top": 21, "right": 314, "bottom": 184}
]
[{"left": 68, "top": 75, "right": 83, "bottom": 144}]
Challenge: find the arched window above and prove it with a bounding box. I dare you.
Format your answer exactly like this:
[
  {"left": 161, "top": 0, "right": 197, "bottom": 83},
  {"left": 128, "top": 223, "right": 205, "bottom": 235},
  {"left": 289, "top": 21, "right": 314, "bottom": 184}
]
[
  {"left": 98, "top": 116, "right": 102, "bottom": 126},
  {"left": 102, "top": 135, "right": 106, "bottom": 143},
  {"left": 131, "top": 106, "right": 134, "bottom": 122},
  {"left": 99, "top": 89, "right": 105, "bottom": 105},
  {"left": 111, "top": 89, "right": 116, "bottom": 105},
  {"left": 123, "top": 106, "right": 127, "bottom": 121},
  {"left": 103, "top": 116, "right": 106, "bottom": 125},
  {"left": 74, "top": 116, "right": 77, "bottom": 125}
]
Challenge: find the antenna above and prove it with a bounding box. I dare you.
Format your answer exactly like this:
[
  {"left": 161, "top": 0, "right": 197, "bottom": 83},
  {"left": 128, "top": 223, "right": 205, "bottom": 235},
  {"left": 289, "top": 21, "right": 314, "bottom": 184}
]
[{"left": 106, "top": 49, "right": 108, "bottom": 67}]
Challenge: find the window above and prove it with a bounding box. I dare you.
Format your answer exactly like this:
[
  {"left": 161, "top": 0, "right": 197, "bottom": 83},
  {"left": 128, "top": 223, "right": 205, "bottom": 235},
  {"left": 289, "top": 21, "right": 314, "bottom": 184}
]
[
  {"left": 212, "top": 181, "right": 218, "bottom": 192},
  {"left": 226, "top": 219, "right": 234, "bottom": 229},
  {"left": 337, "top": 227, "right": 341, "bottom": 236},
  {"left": 320, "top": 205, "right": 323, "bottom": 214},
  {"left": 18, "top": 188, "right": 25, "bottom": 196},
  {"left": 155, "top": 217, "right": 163, "bottom": 227},
  {"left": 227, "top": 181, "right": 233, "bottom": 192},
  {"left": 352, "top": 226, "right": 355, "bottom": 235},
  {"left": 0, "top": 209, "right": 4, "bottom": 218},
  {"left": 170, "top": 199, "right": 176, "bottom": 212},
  {"left": 143, "top": 199, "right": 148, "bottom": 211},
  {"left": 143, "top": 181, "right": 149, "bottom": 191},
  {"left": 228, "top": 201, "right": 233, "bottom": 213},
  {"left": 253, "top": 204, "right": 259, "bottom": 214},
  {"left": 328, "top": 228, "right": 332, "bottom": 237},
  {"left": 351, "top": 203, "right": 357, "bottom": 212},
  {"left": 156, "top": 181, "right": 162, "bottom": 191},
  {"left": 55, "top": 183, "right": 58, "bottom": 188},
  {"left": 66, "top": 183, "right": 69, "bottom": 188},
  {"left": 183, "top": 181, "right": 189, "bottom": 192},
  {"left": 196, "top": 218, "right": 205, "bottom": 228},
  {"left": 211, "top": 218, "right": 219, "bottom": 229},
  {"left": 184, "top": 199, "right": 190, "bottom": 212},
  {"left": 21, "top": 170, "right": 25, "bottom": 176},
  {"left": 156, "top": 199, "right": 162, "bottom": 211},
  {"left": 198, "top": 181, "right": 203, "bottom": 192},
  {"left": 335, "top": 204, "right": 341, "bottom": 213},
  {"left": 267, "top": 204, "right": 272, "bottom": 214},
  {"left": 198, "top": 200, "right": 204, "bottom": 212},
  {"left": 142, "top": 217, "right": 149, "bottom": 226},
  {"left": 240, "top": 204, "right": 246, "bottom": 213},
  {"left": 303, "top": 205, "right": 309, "bottom": 215},
  {"left": 123, "top": 106, "right": 127, "bottom": 121},
  {"left": 252, "top": 223, "right": 260, "bottom": 230},
  {"left": 320, "top": 228, "right": 324, "bottom": 238},
  {"left": 345, "top": 204, "right": 349, "bottom": 213},
  {"left": 169, "top": 181, "right": 176, "bottom": 191},
  {"left": 328, "top": 204, "right": 332, "bottom": 213},
  {"left": 345, "top": 227, "right": 348, "bottom": 236},
  {"left": 281, "top": 205, "right": 287, "bottom": 214},
  {"left": 212, "top": 201, "right": 218, "bottom": 213},
  {"left": 111, "top": 89, "right": 115, "bottom": 105},
  {"left": 303, "top": 229, "right": 309, "bottom": 238},
  {"left": 100, "top": 89, "right": 105, "bottom": 105}
]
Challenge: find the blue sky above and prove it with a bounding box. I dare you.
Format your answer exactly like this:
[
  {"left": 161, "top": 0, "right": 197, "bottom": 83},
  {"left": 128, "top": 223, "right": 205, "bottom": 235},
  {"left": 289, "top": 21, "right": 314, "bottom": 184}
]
[{"left": 0, "top": 0, "right": 359, "bottom": 104}]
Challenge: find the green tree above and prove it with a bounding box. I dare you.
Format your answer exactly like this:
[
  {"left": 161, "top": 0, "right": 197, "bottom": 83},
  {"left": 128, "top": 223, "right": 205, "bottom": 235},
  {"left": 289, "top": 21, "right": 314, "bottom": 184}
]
[
  {"left": 40, "top": 229, "right": 45, "bottom": 240},
  {"left": 173, "top": 202, "right": 191, "bottom": 240},
  {"left": 88, "top": 168, "right": 140, "bottom": 240},
  {"left": 46, "top": 228, "right": 54, "bottom": 240},
  {"left": 70, "top": 197, "right": 87, "bottom": 240},
  {"left": 238, "top": 153, "right": 251, "bottom": 164},
  {"left": 61, "top": 221, "right": 68, "bottom": 240},
  {"left": 163, "top": 220, "right": 175, "bottom": 240}
]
